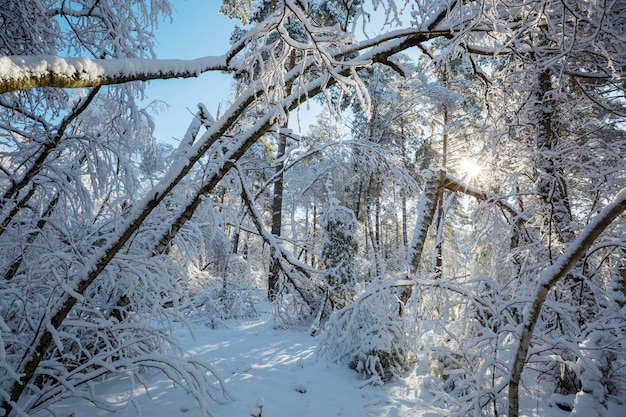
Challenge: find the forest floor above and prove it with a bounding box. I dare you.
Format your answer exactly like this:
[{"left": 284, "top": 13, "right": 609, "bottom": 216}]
[{"left": 45, "top": 302, "right": 624, "bottom": 417}]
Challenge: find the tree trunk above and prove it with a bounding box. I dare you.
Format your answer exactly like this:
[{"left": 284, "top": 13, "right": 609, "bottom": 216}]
[
  {"left": 232, "top": 229, "right": 241, "bottom": 254},
  {"left": 434, "top": 83, "right": 448, "bottom": 279},
  {"left": 400, "top": 121, "right": 408, "bottom": 248},
  {"left": 268, "top": 126, "right": 287, "bottom": 300},
  {"left": 312, "top": 203, "right": 317, "bottom": 267},
  {"left": 401, "top": 190, "right": 408, "bottom": 248},
  {"left": 267, "top": 44, "right": 295, "bottom": 300},
  {"left": 365, "top": 183, "right": 383, "bottom": 279},
  {"left": 399, "top": 170, "right": 446, "bottom": 313},
  {"left": 434, "top": 189, "right": 444, "bottom": 279},
  {"left": 533, "top": 68, "right": 595, "bottom": 394}
]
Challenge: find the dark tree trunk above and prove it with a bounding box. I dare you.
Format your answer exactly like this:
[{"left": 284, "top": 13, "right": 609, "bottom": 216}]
[{"left": 268, "top": 127, "right": 287, "bottom": 300}]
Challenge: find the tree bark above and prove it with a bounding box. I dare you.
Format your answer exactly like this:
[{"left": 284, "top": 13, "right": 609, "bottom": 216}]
[{"left": 268, "top": 127, "right": 288, "bottom": 300}]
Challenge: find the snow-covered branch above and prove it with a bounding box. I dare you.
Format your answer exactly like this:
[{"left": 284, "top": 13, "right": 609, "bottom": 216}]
[
  {"left": 0, "top": 25, "right": 457, "bottom": 95},
  {"left": 443, "top": 173, "right": 525, "bottom": 220},
  {"left": 0, "top": 55, "right": 231, "bottom": 94}
]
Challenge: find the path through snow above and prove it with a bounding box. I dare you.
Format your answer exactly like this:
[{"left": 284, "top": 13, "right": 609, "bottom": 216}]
[{"left": 42, "top": 306, "right": 625, "bottom": 417}]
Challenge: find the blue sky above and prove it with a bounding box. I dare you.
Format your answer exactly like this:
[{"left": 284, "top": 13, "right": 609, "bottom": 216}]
[
  {"left": 143, "top": 1, "right": 237, "bottom": 145},
  {"left": 143, "top": 1, "right": 325, "bottom": 146}
]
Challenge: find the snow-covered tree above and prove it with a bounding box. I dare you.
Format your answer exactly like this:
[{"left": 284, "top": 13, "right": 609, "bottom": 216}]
[
  {"left": 1, "top": 1, "right": 625, "bottom": 416},
  {"left": 320, "top": 196, "right": 358, "bottom": 309}
]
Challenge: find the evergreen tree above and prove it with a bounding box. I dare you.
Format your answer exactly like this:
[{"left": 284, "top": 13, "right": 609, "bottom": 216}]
[{"left": 320, "top": 196, "right": 358, "bottom": 309}]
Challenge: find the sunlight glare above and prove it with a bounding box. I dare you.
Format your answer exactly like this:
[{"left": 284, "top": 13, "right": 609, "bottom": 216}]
[{"left": 459, "top": 158, "right": 481, "bottom": 179}]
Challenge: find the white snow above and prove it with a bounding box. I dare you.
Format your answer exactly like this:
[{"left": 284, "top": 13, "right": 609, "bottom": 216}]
[
  {"left": 0, "top": 55, "right": 230, "bottom": 89},
  {"left": 39, "top": 304, "right": 626, "bottom": 417}
]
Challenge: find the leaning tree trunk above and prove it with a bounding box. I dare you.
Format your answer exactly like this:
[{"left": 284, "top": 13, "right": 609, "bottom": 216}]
[
  {"left": 398, "top": 169, "right": 446, "bottom": 313},
  {"left": 508, "top": 187, "right": 626, "bottom": 417}
]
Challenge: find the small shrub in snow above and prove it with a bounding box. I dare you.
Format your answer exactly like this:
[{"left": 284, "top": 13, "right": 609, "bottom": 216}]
[
  {"left": 318, "top": 279, "right": 415, "bottom": 385},
  {"left": 189, "top": 285, "right": 262, "bottom": 328},
  {"left": 347, "top": 321, "right": 413, "bottom": 384},
  {"left": 183, "top": 254, "right": 262, "bottom": 326},
  {"left": 570, "top": 330, "right": 616, "bottom": 417}
]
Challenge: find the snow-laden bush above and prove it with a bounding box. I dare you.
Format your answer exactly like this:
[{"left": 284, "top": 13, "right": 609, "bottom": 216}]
[
  {"left": 320, "top": 197, "right": 358, "bottom": 310},
  {"left": 568, "top": 324, "right": 626, "bottom": 417},
  {"left": 184, "top": 255, "right": 262, "bottom": 327},
  {"left": 188, "top": 283, "right": 262, "bottom": 328},
  {"left": 570, "top": 330, "right": 612, "bottom": 416},
  {"left": 0, "top": 251, "right": 232, "bottom": 416},
  {"left": 317, "top": 279, "right": 416, "bottom": 385},
  {"left": 409, "top": 277, "right": 518, "bottom": 417}
]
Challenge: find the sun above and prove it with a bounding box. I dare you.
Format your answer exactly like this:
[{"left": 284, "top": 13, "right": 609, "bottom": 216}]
[{"left": 459, "top": 158, "right": 481, "bottom": 180}]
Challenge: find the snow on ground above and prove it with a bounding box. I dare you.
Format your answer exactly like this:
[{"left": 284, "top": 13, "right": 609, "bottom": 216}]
[
  {"left": 183, "top": 313, "right": 376, "bottom": 417},
  {"left": 45, "top": 304, "right": 626, "bottom": 417}
]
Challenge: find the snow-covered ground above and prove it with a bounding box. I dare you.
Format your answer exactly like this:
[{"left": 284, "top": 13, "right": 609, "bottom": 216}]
[{"left": 45, "top": 304, "right": 625, "bottom": 417}]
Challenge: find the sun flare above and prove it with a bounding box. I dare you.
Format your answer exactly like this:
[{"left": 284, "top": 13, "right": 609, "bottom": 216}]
[{"left": 459, "top": 158, "right": 481, "bottom": 180}]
